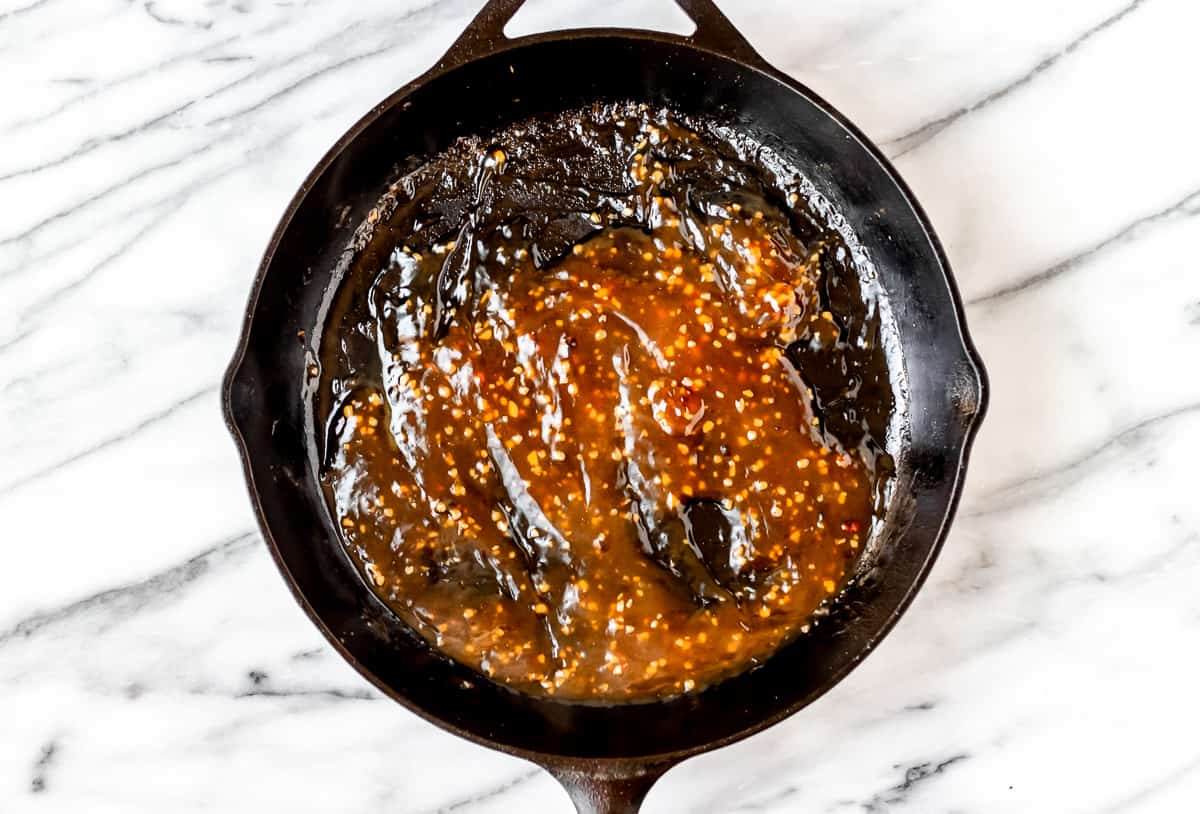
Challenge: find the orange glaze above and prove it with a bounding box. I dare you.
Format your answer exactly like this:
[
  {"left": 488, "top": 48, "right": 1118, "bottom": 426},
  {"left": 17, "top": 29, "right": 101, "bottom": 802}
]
[{"left": 327, "top": 214, "right": 874, "bottom": 700}]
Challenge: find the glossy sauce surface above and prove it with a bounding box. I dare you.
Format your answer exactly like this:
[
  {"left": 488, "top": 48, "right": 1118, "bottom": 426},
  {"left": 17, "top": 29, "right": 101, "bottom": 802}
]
[{"left": 319, "top": 104, "right": 894, "bottom": 701}]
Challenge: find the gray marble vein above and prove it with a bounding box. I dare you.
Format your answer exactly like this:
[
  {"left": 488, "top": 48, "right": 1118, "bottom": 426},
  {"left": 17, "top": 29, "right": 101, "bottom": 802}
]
[
  {"left": 885, "top": 0, "right": 1146, "bottom": 158},
  {"left": 968, "top": 185, "right": 1200, "bottom": 307},
  {"left": 0, "top": 383, "right": 218, "bottom": 495},
  {"left": 29, "top": 738, "right": 59, "bottom": 794},
  {"left": 0, "top": 133, "right": 228, "bottom": 252},
  {"left": 1096, "top": 754, "right": 1200, "bottom": 814},
  {"left": 967, "top": 400, "right": 1200, "bottom": 517},
  {"left": 422, "top": 769, "right": 542, "bottom": 813},
  {"left": 14, "top": 197, "right": 190, "bottom": 320},
  {"left": 859, "top": 754, "right": 970, "bottom": 812},
  {"left": 7, "top": 32, "right": 251, "bottom": 132},
  {"left": 0, "top": 99, "right": 202, "bottom": 184},
  {"left": 0, "top": 0, "right": 53, "bottom": 24},
  {"left": 0, "top": 529, "right": 255, "bottom": 646}
]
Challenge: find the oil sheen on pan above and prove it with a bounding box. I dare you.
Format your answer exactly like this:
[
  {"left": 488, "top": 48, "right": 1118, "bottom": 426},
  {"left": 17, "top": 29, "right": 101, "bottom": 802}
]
[{"left": 315, "top": 102, "right": 900, "bottom": 702}]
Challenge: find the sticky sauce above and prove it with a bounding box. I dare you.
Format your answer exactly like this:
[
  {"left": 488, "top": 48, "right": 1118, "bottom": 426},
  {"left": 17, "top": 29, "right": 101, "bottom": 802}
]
[{"left": 318, "top": 104, "right": 894, "bottom": 701}]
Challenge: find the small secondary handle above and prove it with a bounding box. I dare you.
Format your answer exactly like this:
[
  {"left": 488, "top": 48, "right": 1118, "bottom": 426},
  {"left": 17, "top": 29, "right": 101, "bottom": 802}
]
[
  {"left": 675, "top": 0, "right": 765, "bottom": 64},
  {"left": 436, "top": 0, "right": 766, "bottom": 72}
]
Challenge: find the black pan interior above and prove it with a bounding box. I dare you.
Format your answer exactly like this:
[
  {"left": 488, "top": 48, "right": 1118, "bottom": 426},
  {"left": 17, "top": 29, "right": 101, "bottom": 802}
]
[{"left": 225, "top": 34, "right": 984, "bottom": 761}]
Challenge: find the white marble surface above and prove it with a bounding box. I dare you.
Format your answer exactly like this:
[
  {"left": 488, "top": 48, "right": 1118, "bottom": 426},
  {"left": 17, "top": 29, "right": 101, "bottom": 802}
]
[{"left": 2, "top": 0, "right": 1199, "bottom": 810}]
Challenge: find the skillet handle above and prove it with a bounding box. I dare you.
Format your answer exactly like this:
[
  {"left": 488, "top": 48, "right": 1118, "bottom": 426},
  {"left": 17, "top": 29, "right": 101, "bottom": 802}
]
[
  {"left": 675, "top": 0, "right": 767, "bottom": 66},
  {"left": 435, "top": 0, "right": 767, "bottom": 72},
  {"left": 546, "top": 762, "right": 672, "bottom": 814}
]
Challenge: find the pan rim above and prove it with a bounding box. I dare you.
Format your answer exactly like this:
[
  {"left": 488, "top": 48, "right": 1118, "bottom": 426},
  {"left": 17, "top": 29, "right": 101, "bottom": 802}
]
[{"left": 222, "top": 27, "right": 988, "bottom": 767}]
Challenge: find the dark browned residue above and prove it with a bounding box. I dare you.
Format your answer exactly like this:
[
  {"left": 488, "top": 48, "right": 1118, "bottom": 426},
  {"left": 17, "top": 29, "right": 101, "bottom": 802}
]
[{"left": 317, "top": 103, "right": 895, "bottom": 701}]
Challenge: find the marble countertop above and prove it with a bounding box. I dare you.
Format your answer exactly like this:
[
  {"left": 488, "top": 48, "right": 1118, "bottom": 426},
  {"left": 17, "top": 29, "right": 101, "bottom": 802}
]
[{"left": 3, "top": 0, "right": 1198, "bottom": 810}]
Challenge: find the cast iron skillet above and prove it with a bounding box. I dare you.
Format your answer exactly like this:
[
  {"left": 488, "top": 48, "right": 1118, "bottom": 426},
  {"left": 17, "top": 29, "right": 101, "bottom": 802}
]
[{"left": 223, "top": 1, "right": 988, "bottom": 810}]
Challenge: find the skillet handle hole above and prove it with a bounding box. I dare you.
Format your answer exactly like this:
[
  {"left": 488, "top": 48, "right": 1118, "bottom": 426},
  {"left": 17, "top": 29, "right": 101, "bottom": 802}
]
[
  {"left": 436, "top": 0, "right": 766, "bottom": 72},
  {"left": 504, "top": 0, "right": 696, "bottom": 39}
]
